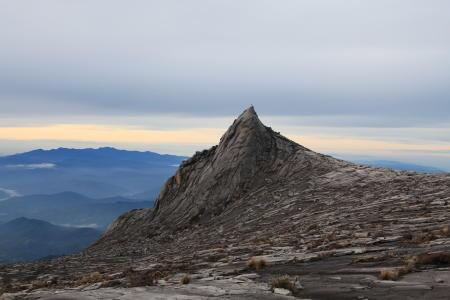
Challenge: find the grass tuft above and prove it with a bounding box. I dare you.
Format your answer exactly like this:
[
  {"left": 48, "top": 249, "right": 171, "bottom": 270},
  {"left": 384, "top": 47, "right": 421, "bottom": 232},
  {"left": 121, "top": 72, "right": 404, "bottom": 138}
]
[
  {"left": 415, "top": 252, "right": 450, "bottom": 266},
  {"left": 124, "top": 269, "right": 156, "bottom": 287},
  {"left": 270, "top": 275, "right": 296, "bottom": 292},
  {"left": 379, "top": 251, "right": 450, "bottom": 281},
  {"left": 378, "top": 269, "right": 400, "bottom": 281},
  {"left": 247, "top": 257, "right": 267, "bottom": 271},
  {"left": 181, "top": 274, "right": 191, "bottom": 284},
  {"left": 76, "top": 272, "right": 103, "bottom": 286}
]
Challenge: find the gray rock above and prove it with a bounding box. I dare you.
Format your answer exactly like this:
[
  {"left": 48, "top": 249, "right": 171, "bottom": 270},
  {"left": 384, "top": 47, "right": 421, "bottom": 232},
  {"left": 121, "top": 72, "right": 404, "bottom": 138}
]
[
  {"left": 2, "top": 107, "right": 450, "bottom": 300},
  {"left": 273, "top": 288, "right": 292, "bottom": 296}
]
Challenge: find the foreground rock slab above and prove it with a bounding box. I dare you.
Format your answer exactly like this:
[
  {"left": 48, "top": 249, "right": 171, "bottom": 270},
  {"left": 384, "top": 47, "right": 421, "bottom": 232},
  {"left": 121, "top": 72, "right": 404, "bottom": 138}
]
[{"left": 1, "top": 281, "right": 291, "bottom": 300}]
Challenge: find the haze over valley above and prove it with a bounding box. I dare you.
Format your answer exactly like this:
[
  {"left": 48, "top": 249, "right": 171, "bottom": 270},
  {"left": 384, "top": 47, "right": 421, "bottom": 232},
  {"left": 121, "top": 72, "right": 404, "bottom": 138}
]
[{"left": 0, "top": 148, "right": 186, "bottom": 262}]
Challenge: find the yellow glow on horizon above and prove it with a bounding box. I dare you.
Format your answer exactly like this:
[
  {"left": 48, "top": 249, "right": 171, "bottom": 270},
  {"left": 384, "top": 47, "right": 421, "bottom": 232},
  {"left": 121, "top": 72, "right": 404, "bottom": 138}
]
[
  {"left": 0, "top": 124, "right": 222, "bottom": 145},
  {"left": 292, "top": 135, "right": 450, "bottom": 153},
  {"left": 1, "top": 124, "right": 450, "bottom": 155}
]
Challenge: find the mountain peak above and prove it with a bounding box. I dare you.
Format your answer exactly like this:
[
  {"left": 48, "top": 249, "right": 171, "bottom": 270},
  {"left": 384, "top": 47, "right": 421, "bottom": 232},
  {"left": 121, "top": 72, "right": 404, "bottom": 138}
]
[
  {"left": 217, "top": 106, "right": 268, "bottom": 151},
  {"left": 230, "top": 106, "right": 263, "bottom": 130},
  {"left": 238, "top": 105, "right": 257, "bottom": 120},
  {"left": 99, "top": 107, "right": 337, "bottom": 239}
]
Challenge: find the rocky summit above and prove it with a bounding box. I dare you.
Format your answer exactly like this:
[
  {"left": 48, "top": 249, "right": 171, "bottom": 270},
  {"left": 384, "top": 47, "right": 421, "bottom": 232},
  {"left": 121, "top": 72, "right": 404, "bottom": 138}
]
[{"left": 2, "top": 107, "right": 450, "bottom": 300}]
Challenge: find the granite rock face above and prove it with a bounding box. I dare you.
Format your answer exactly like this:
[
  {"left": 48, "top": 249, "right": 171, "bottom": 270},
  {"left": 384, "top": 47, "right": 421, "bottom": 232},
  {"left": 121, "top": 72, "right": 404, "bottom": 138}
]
[
  {"left": 2, "top": 107, "right": 450, "bottom": 299},
  {"left": 96, "top": 106, "right": 345, "bottom": 250}
]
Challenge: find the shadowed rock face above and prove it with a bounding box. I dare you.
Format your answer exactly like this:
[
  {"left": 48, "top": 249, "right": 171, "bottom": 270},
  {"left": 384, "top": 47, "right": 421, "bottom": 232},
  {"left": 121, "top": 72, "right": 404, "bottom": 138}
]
[
  {"left": 92, "top": 107, "right": 450, "bottom": 259},
  {"left": 97, "top": 106, "right": 346, "bottom": 246}
]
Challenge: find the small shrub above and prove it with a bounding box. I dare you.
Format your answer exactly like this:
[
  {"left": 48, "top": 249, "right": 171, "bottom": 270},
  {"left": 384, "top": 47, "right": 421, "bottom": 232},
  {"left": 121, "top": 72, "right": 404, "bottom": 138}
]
[
  {"left": 181, "top": 275, "right": 191, "bottom": 284},
  {"left": 378, "top": 269, "right": 399, "bottom": 281},
  {"left": 247, "top": 257, "right": 267, "bottom": 271},
  {"left": 398, "top": 263, "right": 414, "bottom": 276},
  {"left": 30, "top": 280, "right": 50, "bottom": 290},
  {"left": 271, "top": 275, "right": 295, "bottom": 292},
  {"left": 353, "top": 255, "right": 381, "bottom": 264},
  {"left": 207, "top": 253, "right": 226, "bottom": 262},
  {"left": 441, "top": 225, "right": 450, "bottom": 237},
  {"left": 379, "top": 252, "right": 450, "bottom": 282},
  {"left": 410, "top": 231, "right": 437, "bottom": 244},
  {"left": 353, "top": 251, "right": 398, "bottom": 264},
  {"left": 399, "top": 255, "right": 418, "bottom": 275},
  {"left": 77, "top": 272, "right": 103, "bottom": 285},
  {"left": 125, "top": 269, "right": 156, "bottom": 287},
  {"left": 153, "top": 270, "right": 169, "bottom": 280},
  {"left": 100, "top": 279, "right": 122, "bottom": 288},
  {"left": 415, "top": 252, "right": 450, "bottom": 266}
]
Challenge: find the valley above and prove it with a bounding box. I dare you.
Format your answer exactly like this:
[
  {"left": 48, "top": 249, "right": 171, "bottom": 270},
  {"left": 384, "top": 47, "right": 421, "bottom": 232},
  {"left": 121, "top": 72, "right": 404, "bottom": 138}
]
[{"left": 0, "top": 149, "right": 186, "bottom": 263}]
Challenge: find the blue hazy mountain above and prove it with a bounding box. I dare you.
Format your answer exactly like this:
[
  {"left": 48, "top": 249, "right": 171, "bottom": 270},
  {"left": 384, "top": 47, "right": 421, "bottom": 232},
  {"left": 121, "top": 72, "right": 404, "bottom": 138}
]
[
  {"left": 0, "top": 147, "right": 187, "bottom": 199},
  {"left": 0, "top": 192, "right": 152, "bottom": 229},
  {"left": 0, "top": 217, "right": 101, "bottom": 263},
  {"left": 358, "top": 160, "right": 444, "bottom": 173},
  {"left": 0, "top": 190, "right": 9, "bottom": 200}
]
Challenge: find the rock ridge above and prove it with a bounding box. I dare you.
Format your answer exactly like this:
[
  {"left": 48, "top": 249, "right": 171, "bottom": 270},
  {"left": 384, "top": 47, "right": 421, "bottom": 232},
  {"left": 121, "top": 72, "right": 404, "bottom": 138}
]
[{"left": 95, "top": 106, "right": 343, "bottom": 249}]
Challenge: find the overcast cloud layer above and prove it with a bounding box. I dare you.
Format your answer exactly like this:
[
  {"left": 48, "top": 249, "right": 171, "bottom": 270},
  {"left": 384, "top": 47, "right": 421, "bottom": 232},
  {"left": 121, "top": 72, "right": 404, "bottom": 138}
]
[
  {"left": 0, "top": 1, "right": 450, "bottom": 169},
  {"left": 1, "top": 0, "right": 450, "bottom": 125}
]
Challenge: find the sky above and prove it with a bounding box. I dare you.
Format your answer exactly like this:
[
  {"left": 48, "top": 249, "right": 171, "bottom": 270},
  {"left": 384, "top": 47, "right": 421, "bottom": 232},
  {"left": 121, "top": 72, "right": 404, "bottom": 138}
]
[{"left": 0, "top": 0, "right": 450, "bottom": 170}]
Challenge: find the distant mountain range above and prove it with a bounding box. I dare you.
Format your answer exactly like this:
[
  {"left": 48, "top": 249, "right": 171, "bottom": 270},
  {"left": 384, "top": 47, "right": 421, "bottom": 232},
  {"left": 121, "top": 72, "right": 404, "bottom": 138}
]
[
  {"left": 0, "top": 190, "right": 9, "bottom": 200},
  {"left": 0, "top": 192, "right": 152, "bottom": 230},
  {"left": 0, "top": 218, "right": 101, "bottom": 263},
  {"left": 358, "top": 160, "right": 444, "bottom": 173},
  {"left": 0, "top": 147, "right": 184, "bottom": 263},
  {"left": 0, "top": 147, "right": 187, "bottom": 199}
]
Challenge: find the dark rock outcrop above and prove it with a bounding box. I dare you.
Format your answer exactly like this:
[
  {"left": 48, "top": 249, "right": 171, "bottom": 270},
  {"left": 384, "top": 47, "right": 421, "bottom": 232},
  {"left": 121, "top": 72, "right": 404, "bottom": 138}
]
[
  {"left": 95, "top": 106, "right": 347, "bottom": 249},
  {"left": 91, "top": 107, "right": 450, "bottom": 259}
]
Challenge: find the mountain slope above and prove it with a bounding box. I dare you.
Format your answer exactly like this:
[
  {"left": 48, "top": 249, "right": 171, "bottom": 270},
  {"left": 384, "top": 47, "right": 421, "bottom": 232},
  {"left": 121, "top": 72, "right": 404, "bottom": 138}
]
[
  {"left": 97, "top": 107, "right": 349, "bottom": 245},
  {"left": 0, "top": 218, "right": 101, "bottom": 263},
  {"left": 93, "top": 107, "right": 449, "bottom": 257},
  {"left": 0, "top": 148, "right": 186, "bottom": 198},
  {"left": 3, "top": 107, "right": 450, "bottom": 299}
]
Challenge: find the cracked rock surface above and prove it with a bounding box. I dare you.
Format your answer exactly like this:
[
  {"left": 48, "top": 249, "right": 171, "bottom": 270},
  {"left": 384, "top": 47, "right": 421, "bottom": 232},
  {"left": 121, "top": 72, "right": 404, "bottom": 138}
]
[{"left": 1, "top": 107, "right": 450, "bottom": 299}]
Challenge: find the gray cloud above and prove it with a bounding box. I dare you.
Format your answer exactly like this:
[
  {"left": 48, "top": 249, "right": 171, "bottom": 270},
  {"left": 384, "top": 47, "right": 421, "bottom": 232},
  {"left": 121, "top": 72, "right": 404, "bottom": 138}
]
[
  {"left": 6, "top": 163, "right": 56, "bottom": 170},
  {"left": 0, "top": 0, "right": 450, "bottom": 126}
]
